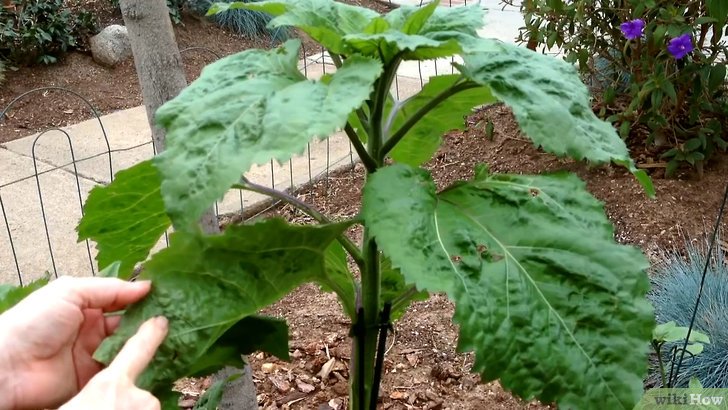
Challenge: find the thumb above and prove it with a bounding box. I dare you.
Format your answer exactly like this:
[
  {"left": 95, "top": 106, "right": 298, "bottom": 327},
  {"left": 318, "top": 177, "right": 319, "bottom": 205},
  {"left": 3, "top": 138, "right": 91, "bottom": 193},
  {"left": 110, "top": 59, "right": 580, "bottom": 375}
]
[{"left": 108, "top": 316, "right": 168, "bottom": 381}]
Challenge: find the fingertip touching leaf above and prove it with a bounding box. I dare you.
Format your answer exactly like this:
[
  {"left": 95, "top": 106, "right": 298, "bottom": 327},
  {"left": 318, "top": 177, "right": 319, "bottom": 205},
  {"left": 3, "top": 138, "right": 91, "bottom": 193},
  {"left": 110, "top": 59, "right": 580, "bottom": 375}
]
[
  {"left": 77, "top": 160, "right": 170, "bottom": 279},
  {"left": 389, "top": 74, "right": 496, "bottom": 166},
  {"left": 362, "top": 164, "right": 654, "bottom": 409},
  {"left": 458, "top": 39, "right": 654, "bottom": 196},
  {"left": 94, "top": 218, "right": 349, "bottom": 393},
  {"left": 155, "top": 39, "right": 382, "bottom": 228}
]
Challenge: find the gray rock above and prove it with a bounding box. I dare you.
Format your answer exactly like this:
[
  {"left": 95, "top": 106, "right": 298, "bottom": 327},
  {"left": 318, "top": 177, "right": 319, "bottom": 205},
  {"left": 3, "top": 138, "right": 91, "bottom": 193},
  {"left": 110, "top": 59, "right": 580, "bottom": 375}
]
[
  {"left": 90, "top": 25, "right": 131, "bottom": 67},
  {"left": 215, "top": 365, "right": 259, "bottom": 409}
]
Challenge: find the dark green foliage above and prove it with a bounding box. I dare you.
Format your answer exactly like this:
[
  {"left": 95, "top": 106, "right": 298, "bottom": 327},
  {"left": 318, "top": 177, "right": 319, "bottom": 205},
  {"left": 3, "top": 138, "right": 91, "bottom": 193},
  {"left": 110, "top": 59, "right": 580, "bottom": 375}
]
[
  {"left": 188, "top": 0, "right": 288, "bottom": 41},
  {"left": 516, "top": 0, "right": 728, "bottom": 176},
  {"left": 649, "top": 236, "right": 728, "bottom": 388},
  {"left": 0, "top": 0, "right": 97, "bottom": 65}
]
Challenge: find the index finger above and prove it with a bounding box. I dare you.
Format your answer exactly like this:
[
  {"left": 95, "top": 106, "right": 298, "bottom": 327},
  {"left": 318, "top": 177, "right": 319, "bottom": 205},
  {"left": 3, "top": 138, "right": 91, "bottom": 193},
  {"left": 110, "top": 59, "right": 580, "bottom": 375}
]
[
  {"left": 108, "top": 316, "right": 169, "bottom": 380},
  {"left": 49, "top": 276, "right": 152, "bottom": 312}
]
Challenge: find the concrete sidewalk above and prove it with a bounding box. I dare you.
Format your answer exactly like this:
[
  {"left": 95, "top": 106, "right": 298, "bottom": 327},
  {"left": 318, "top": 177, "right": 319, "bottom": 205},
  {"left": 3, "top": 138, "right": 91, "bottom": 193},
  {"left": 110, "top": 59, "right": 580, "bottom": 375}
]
[{"left": 0, "top": 0, "right": 528, "bottom": 284}]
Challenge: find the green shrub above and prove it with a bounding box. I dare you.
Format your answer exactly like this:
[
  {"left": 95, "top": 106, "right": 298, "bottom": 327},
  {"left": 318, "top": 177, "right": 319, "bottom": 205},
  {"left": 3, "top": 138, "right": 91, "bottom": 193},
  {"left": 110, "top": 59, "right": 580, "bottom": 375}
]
[
  {"left": 0, "top": 0, "right": 97, "bottom": 65},
  {"left": 0, "top": 60, "right": 5, "bottom": 85},
  {"left": 187, "top": 0, "right": 289, "bottom": 41},
  {"left": 516, "top": 0, "right": 728, "bottom": 176}
]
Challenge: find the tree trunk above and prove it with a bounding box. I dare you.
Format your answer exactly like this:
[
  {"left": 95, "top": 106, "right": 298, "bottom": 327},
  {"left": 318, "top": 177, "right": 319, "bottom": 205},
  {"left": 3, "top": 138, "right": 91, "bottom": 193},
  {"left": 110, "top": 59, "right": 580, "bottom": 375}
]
[{"left": 119, "top": 0, "right": 257, "bottom": 408}]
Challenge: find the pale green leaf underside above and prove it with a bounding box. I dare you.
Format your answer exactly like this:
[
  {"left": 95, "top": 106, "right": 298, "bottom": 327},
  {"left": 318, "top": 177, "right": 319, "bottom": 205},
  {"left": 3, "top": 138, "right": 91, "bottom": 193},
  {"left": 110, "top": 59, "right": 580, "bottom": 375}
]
[
  {"left": 77, "top": 160, "right": 170, "bottom": 279},
  {"left": 458, "top": 39, "right": 654, "bottom": 196},
  {"left": 390, "top": 74, "right": 496, "bottom": 166},
  {"left": 94, "top": 218, "right": 349, "bottom": 392},
  {"left": 362, "top": 164, "right": 653, "bottom": 409},
  {"left": 155, "top": 39, "right": 382, "bottom": 228}
]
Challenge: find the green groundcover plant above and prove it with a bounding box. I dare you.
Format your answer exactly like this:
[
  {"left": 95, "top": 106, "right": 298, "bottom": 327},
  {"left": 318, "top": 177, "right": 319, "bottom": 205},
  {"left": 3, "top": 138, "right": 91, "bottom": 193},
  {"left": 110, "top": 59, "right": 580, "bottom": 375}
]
[{"left": 70, "top": 0, "right": 660, "bottom": 408}]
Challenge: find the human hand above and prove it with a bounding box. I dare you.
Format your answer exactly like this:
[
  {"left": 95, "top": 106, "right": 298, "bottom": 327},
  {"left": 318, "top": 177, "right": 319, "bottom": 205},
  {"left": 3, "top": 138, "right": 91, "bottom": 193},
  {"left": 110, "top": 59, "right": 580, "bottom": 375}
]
[
  {"left": 0, "top": 276, "right": 154, "bottom": 410},
  {"left": 59, "top": 316, "right": 168, "bottom": 410}
]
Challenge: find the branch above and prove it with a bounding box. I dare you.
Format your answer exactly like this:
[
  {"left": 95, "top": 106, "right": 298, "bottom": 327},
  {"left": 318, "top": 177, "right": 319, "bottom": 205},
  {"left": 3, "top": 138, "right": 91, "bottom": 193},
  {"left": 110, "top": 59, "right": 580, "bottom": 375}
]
[
  {"left": 345, "top": 123, "right": 377, "bottom": 173},
  {"left": 355, "top": 108, "right": 370, "bottom": 136},
  {"left": 330, "top": 52, "right": 343, "bottom": 68},
  {"left": 380, "top": 80, "right": 481, "bottom": 157},
  {"left": 236, "top": 177, "right": 365, "bottom": 268},
  {"left": 369, "top": 53, "right": 403, "bottom": 163},
  {"left": 329, "top": 52, "right": 373, "bottom": 143}
]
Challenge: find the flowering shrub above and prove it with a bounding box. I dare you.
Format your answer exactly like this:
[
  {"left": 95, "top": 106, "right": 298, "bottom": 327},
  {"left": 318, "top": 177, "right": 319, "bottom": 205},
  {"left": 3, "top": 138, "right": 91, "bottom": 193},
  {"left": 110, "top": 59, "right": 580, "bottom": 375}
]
[{"left": 514, "top": 0, "right": 728, "bottom": 176}]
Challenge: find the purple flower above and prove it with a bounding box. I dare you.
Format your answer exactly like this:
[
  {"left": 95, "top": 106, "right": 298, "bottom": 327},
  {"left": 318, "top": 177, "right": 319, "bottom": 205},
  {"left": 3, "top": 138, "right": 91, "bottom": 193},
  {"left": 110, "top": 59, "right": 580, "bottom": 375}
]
[
  {"left": 667, "top": 34, "right": 694, "bottom": 59},
  {"left": 620, "top": 19, "right": 645, "bottom": 40}
]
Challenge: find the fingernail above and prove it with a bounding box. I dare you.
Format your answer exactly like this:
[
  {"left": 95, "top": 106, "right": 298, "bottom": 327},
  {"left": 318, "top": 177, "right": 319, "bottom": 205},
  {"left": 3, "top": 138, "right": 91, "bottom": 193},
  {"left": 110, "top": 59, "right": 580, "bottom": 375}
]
[
  {"left": 133, "top": 280, "right": 152, "bottom": 288},
  {"left": 155, "top": 316, "right": 168, "bottom": 330}
]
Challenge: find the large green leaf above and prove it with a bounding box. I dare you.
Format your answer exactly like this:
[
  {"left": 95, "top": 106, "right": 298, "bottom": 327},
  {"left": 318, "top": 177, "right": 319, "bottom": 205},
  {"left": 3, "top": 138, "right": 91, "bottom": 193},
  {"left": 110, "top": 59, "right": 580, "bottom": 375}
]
[
  {"left": 389, "top": 74, "right": 496, "bottom": 166},
  {"left": 344, "top": 2, "right": 484, "bottom": 61},
  {"left": 345, "top": 29, "right": 459, "bottom": 61},
  {"left": 457, "top": 39, "right": 654, "bottom": 197},
  {"left": 0, "top": 275, "right": 49, "bottom": 314},
  {"left": 186, "top": 315, "right": 289, "bottom": 378},
  {"left": 707, "top": 0, "right": 727, "bottom": 25},
  {"left": 384, "top": 1, "right": 439, "bottom": 35},
  {"left": 210, "top": 0, "right": 380, "bottom": 54},
  {"left": 362, "top": 164, "right": 654, "bottom": 409},
  {"left": 94, "top": 218, "right": 349, "bottom": 392},
  {"left": 418, "top": 3, "right": 484, "bottom": 37},
  {"left": 155, "top": 39, "right": 382, "bottom": 228},
  {"left": 77, "top": 160, "right": 170, "bottom": 279},
  {"left": 159, "top": 391, "right": 182, "bottom": 410},
  {"left": 320, "top": 242, "right": 357, "bottom": 318},
  {"left": 380, "top": 256, "right": 428, "bottom": 321}
]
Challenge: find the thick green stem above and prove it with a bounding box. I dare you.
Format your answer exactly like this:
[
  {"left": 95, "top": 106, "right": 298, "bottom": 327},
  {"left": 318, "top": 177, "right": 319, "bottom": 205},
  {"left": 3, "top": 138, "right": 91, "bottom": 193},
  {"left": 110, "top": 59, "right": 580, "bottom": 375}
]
[
  {"left": 380, "top": 80, "right": 481, "bottom": 157},
  {"left": 330, "top": 52, "right": 344, "bottom": 68},
  {"left": 349, "top": 232, "right": 382, "bottom": 410},
  {"left": 369, "top": 55, "right": 402, "bottom": 163},
  {"left": 344, "top": 123, "right": 377, "bottom": 173},
  {"left": 350, "top": 54, "right": 401, "bottom": 410},
  {"left": 350, "top": 233, "right": 381, "bottom": 410}
]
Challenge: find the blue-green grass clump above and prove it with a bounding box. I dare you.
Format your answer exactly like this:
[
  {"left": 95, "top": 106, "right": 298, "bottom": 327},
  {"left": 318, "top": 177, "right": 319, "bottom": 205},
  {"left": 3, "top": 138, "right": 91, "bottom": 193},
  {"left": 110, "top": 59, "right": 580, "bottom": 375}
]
[
  {"left": 649, "top": 235, "right": 728, "bottom": 388},
  {"left": 188, "top": 0, "right": 289, "bottom": 42}
]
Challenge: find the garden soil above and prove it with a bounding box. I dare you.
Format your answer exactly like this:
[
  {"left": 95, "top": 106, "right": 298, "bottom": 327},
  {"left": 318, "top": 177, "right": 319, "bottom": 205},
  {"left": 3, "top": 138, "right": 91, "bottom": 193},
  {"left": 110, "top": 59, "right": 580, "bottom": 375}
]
[{"left": 3, "top": 1, "right": 728, "bottom": 408}]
